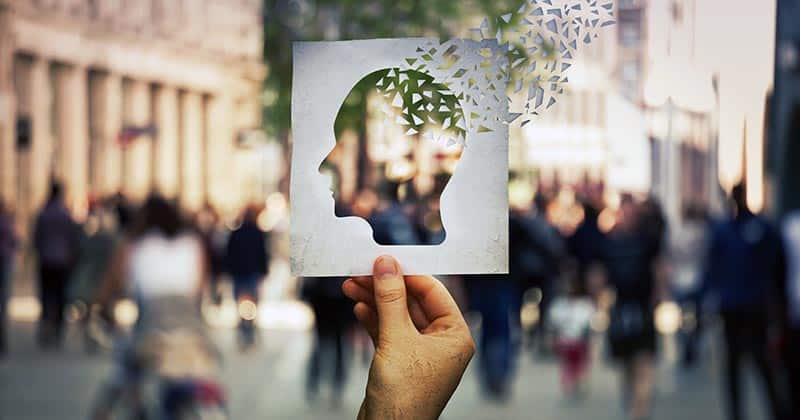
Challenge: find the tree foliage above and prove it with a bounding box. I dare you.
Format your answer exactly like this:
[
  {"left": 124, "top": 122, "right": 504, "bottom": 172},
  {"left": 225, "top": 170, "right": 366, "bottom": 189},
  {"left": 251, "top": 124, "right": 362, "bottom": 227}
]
[{"left": 262, "top": 0, "right": 528, "bottom": 143}]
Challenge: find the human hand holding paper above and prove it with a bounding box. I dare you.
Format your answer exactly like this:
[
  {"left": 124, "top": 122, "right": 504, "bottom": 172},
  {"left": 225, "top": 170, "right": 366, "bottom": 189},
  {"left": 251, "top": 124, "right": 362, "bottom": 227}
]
[{"left": 342, "top": 255, "right": 475, "bottom": 420}]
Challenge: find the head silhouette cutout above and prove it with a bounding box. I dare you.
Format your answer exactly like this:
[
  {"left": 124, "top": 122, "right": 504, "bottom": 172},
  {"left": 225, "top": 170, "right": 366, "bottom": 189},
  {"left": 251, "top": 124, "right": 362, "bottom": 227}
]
[{"left": 320, "top": 67, "right": 466, "bottom": 245}]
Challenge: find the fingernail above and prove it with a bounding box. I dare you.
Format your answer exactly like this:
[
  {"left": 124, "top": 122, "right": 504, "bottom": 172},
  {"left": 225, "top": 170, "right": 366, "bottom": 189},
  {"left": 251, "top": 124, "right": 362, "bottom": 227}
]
[{"left": 375, "top": 255, "right": 398, "bottom": 278}]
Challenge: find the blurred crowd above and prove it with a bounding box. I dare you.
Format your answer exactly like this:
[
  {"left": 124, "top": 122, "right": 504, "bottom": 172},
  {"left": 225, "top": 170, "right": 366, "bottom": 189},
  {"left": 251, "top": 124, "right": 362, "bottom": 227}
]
[
  {"left": 1, "top": 176, "right": 800, "bottom": 420},
  {"left": 0, "top": 183, "right": 276, "bottom": 417}
]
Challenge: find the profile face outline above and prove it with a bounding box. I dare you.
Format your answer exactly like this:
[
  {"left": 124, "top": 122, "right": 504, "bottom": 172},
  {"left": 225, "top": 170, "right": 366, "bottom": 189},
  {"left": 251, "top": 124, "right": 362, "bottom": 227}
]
[{"left": 318, "top": 67, "right": 468, "bottom": 246}]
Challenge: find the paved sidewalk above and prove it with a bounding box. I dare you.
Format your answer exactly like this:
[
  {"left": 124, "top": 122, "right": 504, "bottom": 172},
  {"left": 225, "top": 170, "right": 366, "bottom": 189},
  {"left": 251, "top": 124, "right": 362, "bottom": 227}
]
[{"left": 0, "top": 322, "right": 770, "bottom": 420}]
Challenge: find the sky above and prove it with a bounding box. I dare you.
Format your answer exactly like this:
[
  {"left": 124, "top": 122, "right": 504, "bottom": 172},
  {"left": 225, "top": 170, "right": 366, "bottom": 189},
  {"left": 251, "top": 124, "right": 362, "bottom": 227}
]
[{"left": 681, "top": 0, "right": 776, "bottom": 209}]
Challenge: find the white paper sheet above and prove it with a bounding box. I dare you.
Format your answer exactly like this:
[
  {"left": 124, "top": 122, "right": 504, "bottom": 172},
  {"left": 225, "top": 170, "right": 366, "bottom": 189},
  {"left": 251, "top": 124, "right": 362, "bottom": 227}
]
[{"left": 290, "top": 38, "right": 509, "bottom": 276}]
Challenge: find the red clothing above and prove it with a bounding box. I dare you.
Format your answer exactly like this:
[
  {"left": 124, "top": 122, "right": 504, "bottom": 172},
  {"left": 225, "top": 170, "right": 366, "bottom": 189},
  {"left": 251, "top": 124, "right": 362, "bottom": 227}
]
[{"left": 556, "top": 339, "right": 589, "bottom": 393}]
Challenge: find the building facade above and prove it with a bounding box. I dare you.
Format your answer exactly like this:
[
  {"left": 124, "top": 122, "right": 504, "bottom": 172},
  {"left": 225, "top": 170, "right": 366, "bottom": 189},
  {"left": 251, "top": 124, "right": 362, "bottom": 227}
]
[
  {"left": 0, "top": 0, "right": 265, "bottom": 226},
  {"left": 771, "top": 0, "right": 800, "bottom": 217},
  {"left": 641, "top": 0, "right": 720, "bottom": 226},
  {"left": 511, "top": 0, "right": 652, "bottom": 197}
]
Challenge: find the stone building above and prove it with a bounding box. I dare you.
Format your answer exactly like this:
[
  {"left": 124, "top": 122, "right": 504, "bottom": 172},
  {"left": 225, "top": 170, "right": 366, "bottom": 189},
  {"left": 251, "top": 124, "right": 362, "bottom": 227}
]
[
  {"left": 0, "top": 0, "right": 265, "bottom": 225},
  {"left": 771, "top": 0, "right": 800, "bottom": 216}
]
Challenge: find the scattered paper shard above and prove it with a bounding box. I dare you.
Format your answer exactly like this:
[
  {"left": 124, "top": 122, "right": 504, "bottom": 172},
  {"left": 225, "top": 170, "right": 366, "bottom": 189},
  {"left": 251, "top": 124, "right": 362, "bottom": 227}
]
[{"left": 393, "top": 0, "right": 616, "bottom": 133}]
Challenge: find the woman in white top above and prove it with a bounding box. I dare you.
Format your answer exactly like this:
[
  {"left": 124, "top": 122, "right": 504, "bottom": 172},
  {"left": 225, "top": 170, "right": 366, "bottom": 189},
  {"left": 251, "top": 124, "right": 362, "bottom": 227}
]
[{"left": 91, "top": 195, "right": 217, "bottom": 419}]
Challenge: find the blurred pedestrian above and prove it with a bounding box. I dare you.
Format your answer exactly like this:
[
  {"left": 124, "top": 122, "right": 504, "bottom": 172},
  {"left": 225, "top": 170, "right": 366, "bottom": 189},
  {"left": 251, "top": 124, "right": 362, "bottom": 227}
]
[
  {"left": 195, "top": 203, "right": 226, "bottom": 304},
  {"left": 0, "top": 200, "right": 19, "bottom": 356},
  {"left": 602, "top": 194, "right": 663, "bottom": 420},
  {"left": 413, "top": 174, "right": 449, "bottom": 245},
  {"left": 225, "top": 205, "right": 269, "bottom": 348},
  {"left": 33, "top": 182, "right": 81, "bottom": 348},
  {"left": 547, "top": 262, "right": 595, "bottom": 398},
  {"left": 91, "top": 195, "right": 218, "bottom": 419},
  {"left": 465, "top": 273, "right": 517, "bottom": 399},
  {"left": 69, "top": 201, "right": 119, "bottom": 352},
  {"left": 782, "top": 208, "right": 800, "bottom": 419},
  {"left": 301, "top": 276, "right": 354, "bottom": 406},
  {"left": 703, "top": 184, "right": 785, "bottom": 420},
  {"left": 368, "top": 181, "right": 420, "bottom": 245},
  {"left": 511, "top": 194, "right": 565, "bottom": 355},
  {"left": 111, "top": 192, "right": 133, "bottom": 232},
  {"left": 639, "top": 196, "right": 668, "bottom": 253},
  {"left": 568, "top": 197, "right": 606, "bottom": 293}
]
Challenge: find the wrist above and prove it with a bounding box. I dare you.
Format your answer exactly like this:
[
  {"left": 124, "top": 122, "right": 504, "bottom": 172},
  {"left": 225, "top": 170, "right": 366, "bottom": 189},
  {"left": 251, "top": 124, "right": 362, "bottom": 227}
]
[{"left": 360, "top": 390, "right": 442, "bottom": 420}]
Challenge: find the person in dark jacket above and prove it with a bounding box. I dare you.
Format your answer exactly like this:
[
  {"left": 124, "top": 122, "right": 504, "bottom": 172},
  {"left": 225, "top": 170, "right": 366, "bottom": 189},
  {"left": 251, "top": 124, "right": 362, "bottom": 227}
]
[
  {"left": 367, "top": 181, "right": 421, "bottom": 246},
  {"left": 781, "top": 209, "right": 800, "bottom": 419},
  {"left": 0, "top": 200, "right": 19, "bottom": 355},
  {"left": 703, "top": 184, "right": 785, "bottom": 420},
  {"left": 225, "top": 205, "right": 269, "bottom": 345},
  {"left": 226, "top": 206, "right": 269, "bottom": 297},
  {"left": 568, "top": 198, "right": 606, "bottom": 291},
  {"left": 33, "top": 182, "right": 81, "bottom": 348},
  {"left": 465, "top": 272, "right": 517, "bottom": 400},
  {"left": 512, "top": 195, "right": 565, "bottom": 354},
  {"left": 301, "top": 276, "right": 354, "bottom": 406},
  {"left": 601, "top": 194, "right": 664, "bottom": 420}
]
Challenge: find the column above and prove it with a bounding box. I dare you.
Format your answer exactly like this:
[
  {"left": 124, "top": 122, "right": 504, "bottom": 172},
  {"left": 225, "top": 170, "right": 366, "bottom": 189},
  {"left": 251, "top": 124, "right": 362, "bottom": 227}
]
[
  {"left": 179, "top": 91, "right": 204, "bottom": 211},
  {"left": 0, "top": 7, "right": 14, "bottom": 206},
  {"left": 28, "top": 58, "right": 52, "bottom": 213},
  {"left": 89, "top": 72, "right": 122, "bottom": 197},
  {"left": 54, "top": 64, "right": 90, "bottom": 216},
  {"left": 153, "top": 85, "right": 180, "bottom": 198},
  {"left": 122, "top": 79, "right": 152, "bottom": 202},
  {"left": 204, "top": 94, "right": 235, "bottom": 212}
]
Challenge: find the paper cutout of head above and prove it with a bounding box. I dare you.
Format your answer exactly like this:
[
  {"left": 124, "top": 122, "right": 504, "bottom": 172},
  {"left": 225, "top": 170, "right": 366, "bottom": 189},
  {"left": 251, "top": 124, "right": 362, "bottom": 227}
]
[{"left": 319, "top": 67, "right": 466, "bottom": 245}]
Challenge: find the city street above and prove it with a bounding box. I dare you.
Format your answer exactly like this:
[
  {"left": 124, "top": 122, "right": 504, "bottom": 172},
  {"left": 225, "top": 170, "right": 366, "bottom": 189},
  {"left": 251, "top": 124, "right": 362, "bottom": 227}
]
[{"left": 0, "top": 320, "right": 771, "bottom": 420}]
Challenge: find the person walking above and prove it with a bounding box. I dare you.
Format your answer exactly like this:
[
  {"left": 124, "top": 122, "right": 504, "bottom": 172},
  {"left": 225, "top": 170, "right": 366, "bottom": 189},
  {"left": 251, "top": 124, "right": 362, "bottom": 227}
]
[
  {"left": 69, "top": 201, "right": 119, "bottom": 352},
  {"left": 195, "top": 204, "right": 226, "bottom": 304},
  {"left": 33, "top": 182, "right": 81, "bottom": 348},
  {"left": 225, "top": 205, "right": 269, "bottom": 347},
  {"left": 568, "top": 197, "right": 606, "bottom": 293},
  {"left": 511, "top": 195, "right": 565, "bottom": 355},
  {"left": 0, "top": 200, "right": 19, "bottom": 356},
  {"left": 464, "top": 272, "right": 517, "bottom": 400},
  {"left": 781, "top": 210, "right": 800, "bottom": 419},
  {"left": 782, "top": 208, "right": 800, "bottom": 419},
  {"left": 367, "top": 181, "right": 421, "bottom": 246},
  {"left": 704, "top": 184, "right": 785, "bottom": 420},
  {"left": 602, "top": 195, "right": 664, "bottom": 420},
  {"left": 548, "top": 265, "right": 595, "bottom": 398},
  {"left": 301, "top": 276, "right": 353, "bottom": 406},
  {"left": 90, "top": 195, "right": 218, "bottom": 419}
]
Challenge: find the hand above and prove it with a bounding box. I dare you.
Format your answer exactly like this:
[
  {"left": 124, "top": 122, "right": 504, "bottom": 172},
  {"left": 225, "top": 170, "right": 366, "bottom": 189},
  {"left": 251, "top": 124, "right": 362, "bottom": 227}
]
[{"left": 342, "top": 256, "right": 475, "bottom": 420}]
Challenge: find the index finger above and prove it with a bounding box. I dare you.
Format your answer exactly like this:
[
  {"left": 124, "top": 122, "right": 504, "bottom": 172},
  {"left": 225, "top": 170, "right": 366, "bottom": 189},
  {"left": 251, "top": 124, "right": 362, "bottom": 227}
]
[{"left": 404, "top": 275, "right": 463, "bottom": 324}]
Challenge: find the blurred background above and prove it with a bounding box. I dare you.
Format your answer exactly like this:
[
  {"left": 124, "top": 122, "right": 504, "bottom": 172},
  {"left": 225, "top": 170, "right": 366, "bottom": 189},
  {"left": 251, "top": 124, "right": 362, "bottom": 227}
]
[{"left": 1, "top": 0, "right": 800, "bottom": 419}]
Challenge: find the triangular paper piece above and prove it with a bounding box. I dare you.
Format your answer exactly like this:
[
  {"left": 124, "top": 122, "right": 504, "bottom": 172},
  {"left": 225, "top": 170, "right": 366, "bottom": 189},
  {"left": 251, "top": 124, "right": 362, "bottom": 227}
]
[{"left": 392, "top": 93, "right": 404, "bottom": 108}]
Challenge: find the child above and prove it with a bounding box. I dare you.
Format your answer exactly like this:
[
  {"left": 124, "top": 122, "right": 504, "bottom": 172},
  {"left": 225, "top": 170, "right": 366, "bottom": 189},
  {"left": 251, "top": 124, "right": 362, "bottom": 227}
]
[{"left": 548, "top": 267, "right": 596, "bottom": 397}]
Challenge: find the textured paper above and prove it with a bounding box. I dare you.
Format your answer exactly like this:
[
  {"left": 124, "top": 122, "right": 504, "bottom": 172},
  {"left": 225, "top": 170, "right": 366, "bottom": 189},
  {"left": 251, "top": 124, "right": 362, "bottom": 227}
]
[{"left": 290, "top": 38, "right": 509, "bottom": 276}]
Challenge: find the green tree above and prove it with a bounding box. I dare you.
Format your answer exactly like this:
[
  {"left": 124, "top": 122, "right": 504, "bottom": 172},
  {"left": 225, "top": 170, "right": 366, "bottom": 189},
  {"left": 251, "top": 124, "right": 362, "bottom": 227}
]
[{"left": 262, "top": 0, "right": 528, "bottom": 145}]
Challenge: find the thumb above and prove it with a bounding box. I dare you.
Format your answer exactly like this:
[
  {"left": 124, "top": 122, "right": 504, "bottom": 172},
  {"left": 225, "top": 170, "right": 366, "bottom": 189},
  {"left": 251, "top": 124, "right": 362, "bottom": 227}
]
[{"left": 372, "top": 255, "right": 413, "bottom": 338}]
